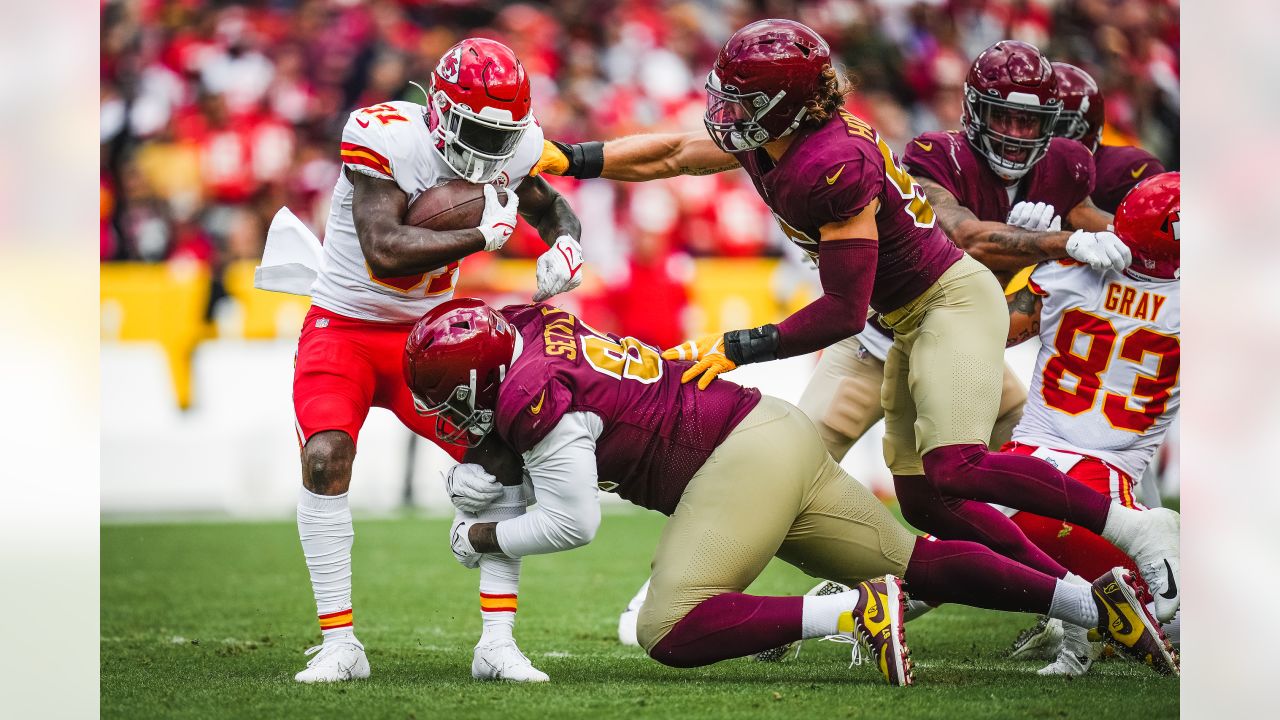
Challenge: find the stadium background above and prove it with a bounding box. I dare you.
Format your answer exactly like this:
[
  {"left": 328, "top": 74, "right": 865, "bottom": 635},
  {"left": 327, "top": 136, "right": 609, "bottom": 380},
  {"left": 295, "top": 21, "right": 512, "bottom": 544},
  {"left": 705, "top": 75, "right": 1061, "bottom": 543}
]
[{"left": 99, "top": 0, "right": 1180, "bottom": 516}]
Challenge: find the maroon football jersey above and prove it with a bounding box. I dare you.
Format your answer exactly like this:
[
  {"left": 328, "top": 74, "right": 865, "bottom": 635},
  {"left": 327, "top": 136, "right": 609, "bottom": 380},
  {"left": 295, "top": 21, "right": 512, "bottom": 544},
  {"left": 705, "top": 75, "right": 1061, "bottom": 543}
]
[
  {"left": 1092, "top": 143, "right": 1166, "bottom": 214},
  {"left": 902, "top": 131, "right": 1095, "bottom": 223},
  {"left": 493, "top": 304, "right": 761, "bottom": 515},
  {"left": 736, "top": 110, "right": 962, "bottom": 313}
]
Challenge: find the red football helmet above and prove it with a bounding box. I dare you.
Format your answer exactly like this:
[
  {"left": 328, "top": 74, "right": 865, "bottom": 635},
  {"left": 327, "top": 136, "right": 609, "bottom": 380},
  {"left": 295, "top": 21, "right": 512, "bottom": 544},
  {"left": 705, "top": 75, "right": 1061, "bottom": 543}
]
[
  {"left": 403, "top": 298, "right": 517, "bottom": 447},
  {"left": 1051, "top": 62, "right": 1104, "bottom": 152},
  {"left": 962, "top": 40, "right": 1062, "bottom": 180},
  {"left": 428, "top": 38, "right": 533, "bottom": 183},
  {"left": 704, "top": 19, "right": 831, "bottom": 153},
  {"left": 1113, "top": 172, "right": 1180, "bottom": 281}
]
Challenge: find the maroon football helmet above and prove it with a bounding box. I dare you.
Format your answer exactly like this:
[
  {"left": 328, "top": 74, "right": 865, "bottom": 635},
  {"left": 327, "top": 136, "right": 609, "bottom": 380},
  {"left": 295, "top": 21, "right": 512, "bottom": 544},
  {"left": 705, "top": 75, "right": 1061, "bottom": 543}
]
[
  {"left": 403, "top": 298, "right": 517, "bottom": 447},
  {"left": 429, "top": 38, "right": 533, "bottom": 183},
  {"left": 704, "top": 19, "right": 831, "bottom": 153},
  {"left": 1051, "top": 62, "right": 1105, "bottom": 152},
  {"left": 962, "top": 41, "right": 1062, "bottom": 180},
  {"left": 1114, "top": 172, "right": 1180, "bottom": 281}
]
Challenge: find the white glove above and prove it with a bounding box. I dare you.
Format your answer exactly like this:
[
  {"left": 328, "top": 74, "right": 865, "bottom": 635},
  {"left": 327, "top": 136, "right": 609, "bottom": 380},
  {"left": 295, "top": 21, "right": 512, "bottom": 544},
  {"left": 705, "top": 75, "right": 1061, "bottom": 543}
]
[
  {"left": 449, "top": 511, "right": 482, "bottom": 569},
  {"left": 445, "top": 463, "right": 504, "bottom": 513},
  {"left": 1007, "top": 201, "right": 1061, "bottom": 232},
  {"left": 533, "top": 235, "right": 584, "bottom": 302},
  {"left": 477, "top": 183, "right": 519, "bottom": 252},
  {"left": 1066, "top": 229, "right": 1133, "bottom": 273}
]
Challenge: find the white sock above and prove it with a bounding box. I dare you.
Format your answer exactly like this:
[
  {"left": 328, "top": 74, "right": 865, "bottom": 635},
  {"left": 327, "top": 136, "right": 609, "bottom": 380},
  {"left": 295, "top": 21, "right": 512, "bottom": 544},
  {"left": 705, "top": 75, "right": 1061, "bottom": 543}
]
[
  {"left": 297, "top": 487, "right": 355, "bottom": 643},
  {"left": 1048, "top": 580, "right": 1098, "bottom": 629},
  {"left": 477, "top": 486, "right": 527, "bottom": 640},
  {"left": 1063, "top": 572, "right": 1090, "bottom": 587},
  {"left": 1100, "top": 504, "right": 1141, "bottom": 551},
  {"left": 800, "top": 588, "right": 862, "bottom": 639}
]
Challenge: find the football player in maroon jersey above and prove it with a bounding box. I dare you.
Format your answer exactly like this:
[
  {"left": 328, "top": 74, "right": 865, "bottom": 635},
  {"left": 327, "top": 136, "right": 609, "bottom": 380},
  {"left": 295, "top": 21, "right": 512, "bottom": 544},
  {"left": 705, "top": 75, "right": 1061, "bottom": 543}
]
[
  {"left": 1051, "top": 62, "right": 1168, "bottom": 214},
  {"left": 536, "top": 19, "right": 1180, "bottom": 631},
  {"left": 403, "top": 297, "right": 1178, "bottom": 680}
]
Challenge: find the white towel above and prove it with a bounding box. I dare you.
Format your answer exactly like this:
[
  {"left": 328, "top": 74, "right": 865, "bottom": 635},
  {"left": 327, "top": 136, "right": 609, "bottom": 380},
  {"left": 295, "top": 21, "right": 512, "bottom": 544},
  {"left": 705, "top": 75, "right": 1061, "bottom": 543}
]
[{"left": 254, "top": 207, "right": 323, "bottom": 296}]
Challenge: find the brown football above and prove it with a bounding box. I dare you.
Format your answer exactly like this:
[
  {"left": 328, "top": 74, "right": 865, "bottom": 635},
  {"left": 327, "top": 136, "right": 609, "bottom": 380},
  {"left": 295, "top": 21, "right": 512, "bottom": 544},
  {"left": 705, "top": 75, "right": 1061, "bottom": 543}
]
[{"left": 404, "top": 179, "right": 504, "bottom": 231}]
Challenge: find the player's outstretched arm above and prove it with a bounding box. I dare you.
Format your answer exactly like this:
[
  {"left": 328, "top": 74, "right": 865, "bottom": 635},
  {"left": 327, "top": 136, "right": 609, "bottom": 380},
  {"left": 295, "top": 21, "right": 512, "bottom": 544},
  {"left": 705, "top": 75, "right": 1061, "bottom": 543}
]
[
  {"left": 351, "top": 171, "right": 493, "bottom": 277},
  {"left": 1006, "top": 285, "right": 1044, "bottom": 348},
  {"left": 535, "top": 132, "right": 740, "bottom": 181},
  {"left": 666, "top": 203, "right": 881, "bottom": 389},
  {"left": 920, "top": 177, "right": 1071, "bottom": 272}
]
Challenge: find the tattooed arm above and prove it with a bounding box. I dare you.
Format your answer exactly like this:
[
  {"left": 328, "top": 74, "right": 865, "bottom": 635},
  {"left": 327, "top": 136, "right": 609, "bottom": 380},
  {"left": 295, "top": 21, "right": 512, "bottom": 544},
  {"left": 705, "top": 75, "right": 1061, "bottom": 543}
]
[
  {"left": 598, "top": 131, "right": 741, "bottom": 181},
  {"left": 1006, "top": 285, "right": 1044, "bottom": 348},
  {"left": 920, "top": 177, "right": 1074, "bottom": 277}
]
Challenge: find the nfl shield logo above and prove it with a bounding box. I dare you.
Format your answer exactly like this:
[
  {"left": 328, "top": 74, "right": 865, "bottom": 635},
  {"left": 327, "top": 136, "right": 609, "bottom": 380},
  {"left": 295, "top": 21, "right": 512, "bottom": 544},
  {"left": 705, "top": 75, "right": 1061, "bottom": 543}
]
[{"left": 315, "top": 318, "right": 329, "bottom": 329}]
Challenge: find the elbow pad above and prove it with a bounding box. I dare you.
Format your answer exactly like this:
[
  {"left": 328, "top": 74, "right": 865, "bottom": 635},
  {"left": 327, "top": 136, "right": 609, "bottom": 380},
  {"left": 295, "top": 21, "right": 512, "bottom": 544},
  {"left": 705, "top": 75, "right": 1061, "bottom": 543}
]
[{"left": 551, "top": 140, "right": 605, "bottom": 179}]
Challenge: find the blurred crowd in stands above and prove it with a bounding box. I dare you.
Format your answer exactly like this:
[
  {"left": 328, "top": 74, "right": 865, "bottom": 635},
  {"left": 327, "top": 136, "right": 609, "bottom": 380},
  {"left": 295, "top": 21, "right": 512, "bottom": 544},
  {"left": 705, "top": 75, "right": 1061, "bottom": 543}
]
[{"left": 101, "top": 0, "right": 1179, "bottom": 346}]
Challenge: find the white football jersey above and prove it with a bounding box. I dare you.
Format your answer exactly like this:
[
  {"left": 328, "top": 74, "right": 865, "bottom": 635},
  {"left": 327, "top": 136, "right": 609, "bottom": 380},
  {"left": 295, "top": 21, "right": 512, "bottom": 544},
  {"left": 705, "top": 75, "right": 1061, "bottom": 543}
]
[
  {"left": 1013, "top": 260, "right": 1180, "bottom": 480},
  {"left": 310, "top": 100, "right": 544, "bottom": 323}
]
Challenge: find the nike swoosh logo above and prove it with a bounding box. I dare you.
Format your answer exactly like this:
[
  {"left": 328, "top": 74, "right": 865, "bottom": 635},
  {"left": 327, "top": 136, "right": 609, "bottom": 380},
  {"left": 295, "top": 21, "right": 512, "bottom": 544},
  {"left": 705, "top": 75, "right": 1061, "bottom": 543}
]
[
  {"left": 825, "top": 164, "right": 846, "bottom": 185},
  {"left": 914, "top": 140, "right": 933, "bottom": 152},
  {"left": 356, "top": 117, "right": 370, "bottom": 128},
  {"left": 1160, "top": 559, "right": 1178, "bottom": 600},
  {"left": 529, "top": 390, "right": 546, "bottom": 415},
  {"left": 1130, "top": 163, "right": 1148, "bottom": 179},
  {"left": 863, "top": 587, "right": 886, "bottom": 629}
]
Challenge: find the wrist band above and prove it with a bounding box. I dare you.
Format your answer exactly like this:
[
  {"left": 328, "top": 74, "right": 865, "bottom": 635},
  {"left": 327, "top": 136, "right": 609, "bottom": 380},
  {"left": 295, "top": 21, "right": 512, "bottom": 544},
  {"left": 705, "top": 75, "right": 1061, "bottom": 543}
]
[{"left": 723, "top": 324, "right": 780, "bottom": 366}]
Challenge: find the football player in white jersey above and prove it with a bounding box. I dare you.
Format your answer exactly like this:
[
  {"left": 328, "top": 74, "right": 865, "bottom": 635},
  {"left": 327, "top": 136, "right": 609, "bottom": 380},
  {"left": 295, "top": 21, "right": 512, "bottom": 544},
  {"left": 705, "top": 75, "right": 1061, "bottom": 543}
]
[
  {"left": 1000, "top": 172, "right": 1181, "bottom": 675},
  {"left": 292, "top": 38, "right": 583, "bottom": 684}
]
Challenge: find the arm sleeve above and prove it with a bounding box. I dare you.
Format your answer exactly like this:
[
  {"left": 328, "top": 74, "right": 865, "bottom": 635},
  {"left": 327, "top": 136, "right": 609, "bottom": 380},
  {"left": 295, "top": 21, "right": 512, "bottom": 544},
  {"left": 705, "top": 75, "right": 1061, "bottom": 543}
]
[
  {"left": 775, "top": 238, "right": 878, "bottom": 358},
  {"left": 495, "top": 412, "right": 604, "bottom": 557}
]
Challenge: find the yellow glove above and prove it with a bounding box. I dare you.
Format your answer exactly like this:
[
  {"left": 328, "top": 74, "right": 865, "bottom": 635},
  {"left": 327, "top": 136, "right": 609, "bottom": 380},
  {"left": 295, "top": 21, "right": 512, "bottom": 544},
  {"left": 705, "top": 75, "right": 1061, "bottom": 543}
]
[
  {"left": 662, "top": 334, "right": 737, "bottom": 390},
  {"left": 530, "top": 140, "right": 570, "bottom": 177}
]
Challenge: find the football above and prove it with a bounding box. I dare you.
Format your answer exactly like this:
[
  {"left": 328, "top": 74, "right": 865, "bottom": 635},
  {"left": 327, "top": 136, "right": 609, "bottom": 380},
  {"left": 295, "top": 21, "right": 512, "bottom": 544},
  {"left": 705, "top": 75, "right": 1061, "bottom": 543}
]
[{"left": 404, "top": 179, "right": 505, "bottom": 231}]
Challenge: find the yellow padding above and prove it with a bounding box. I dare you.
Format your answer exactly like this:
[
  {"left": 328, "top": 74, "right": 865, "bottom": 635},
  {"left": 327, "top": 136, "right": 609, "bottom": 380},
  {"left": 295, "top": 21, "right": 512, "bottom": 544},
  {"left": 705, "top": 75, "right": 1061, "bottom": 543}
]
[{"left": 100, "top": 262, "right": 211, "bottom": 407}]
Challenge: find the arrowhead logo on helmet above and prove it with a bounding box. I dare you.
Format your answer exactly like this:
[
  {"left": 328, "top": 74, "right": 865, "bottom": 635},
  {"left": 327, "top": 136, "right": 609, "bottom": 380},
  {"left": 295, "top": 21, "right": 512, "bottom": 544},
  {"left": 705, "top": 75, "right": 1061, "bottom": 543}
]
[{"left": 438, "top": 46, "right": 462, "bottom": 84}]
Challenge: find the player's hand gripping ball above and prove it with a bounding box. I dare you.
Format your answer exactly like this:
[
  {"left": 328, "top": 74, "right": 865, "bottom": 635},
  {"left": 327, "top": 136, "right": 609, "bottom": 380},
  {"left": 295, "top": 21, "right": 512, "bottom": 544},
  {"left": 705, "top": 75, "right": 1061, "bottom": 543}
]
[{"left": 662, "top": 335, "right": 738, "bottom": 390}]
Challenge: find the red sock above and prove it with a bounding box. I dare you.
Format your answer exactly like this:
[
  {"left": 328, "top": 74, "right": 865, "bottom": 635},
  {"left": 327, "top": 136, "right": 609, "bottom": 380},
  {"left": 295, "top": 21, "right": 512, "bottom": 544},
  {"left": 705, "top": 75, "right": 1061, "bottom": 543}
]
[{"left": 1011, "top": 512, "right": 1138, "bottom": 580}]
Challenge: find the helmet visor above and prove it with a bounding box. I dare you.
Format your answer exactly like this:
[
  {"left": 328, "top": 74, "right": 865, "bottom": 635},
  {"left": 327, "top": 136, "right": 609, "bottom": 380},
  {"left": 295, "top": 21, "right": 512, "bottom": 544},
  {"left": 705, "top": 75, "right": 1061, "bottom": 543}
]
[
  {"left": 411, "top": 381, "right": 493, "bottom": 448},
  {"left": 703, "top": 74, "right": 780, "bottom": 153}
]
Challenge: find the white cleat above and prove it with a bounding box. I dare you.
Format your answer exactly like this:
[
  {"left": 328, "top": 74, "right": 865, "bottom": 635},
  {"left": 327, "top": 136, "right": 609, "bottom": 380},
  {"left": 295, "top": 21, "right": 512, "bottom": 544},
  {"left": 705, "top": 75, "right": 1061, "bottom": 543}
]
[
  {"left": 1037, "top": 623, "right": 1098, "bottom": 677},
  {"left": 294, "top": 639, "right": 371, "bottom": 683},
  {"left": 1009, "top": 615, "right": 1064, "bottom": 661},
  {"left": 1126, "top": 508, "right": 1181, "bottom": 622},
  {"left": 472, "top": 638, "right": 550, "bottom": 682}
]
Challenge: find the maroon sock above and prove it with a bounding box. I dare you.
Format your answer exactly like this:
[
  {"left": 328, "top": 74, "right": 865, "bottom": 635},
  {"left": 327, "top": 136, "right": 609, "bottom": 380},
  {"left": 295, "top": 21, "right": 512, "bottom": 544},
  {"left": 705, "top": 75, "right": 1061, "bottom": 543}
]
[
  {"left": 904, "top": 536, "right": 1056, "bottom": 613},
  {"left": 894, "top": 473, "right": 1068, "bottom": 578},
  {"left": 647, "top": 593, "right": 802, "bottom": 668},
  {"left": 921, "top": 444, "right": 1112, "bottom": 535}
]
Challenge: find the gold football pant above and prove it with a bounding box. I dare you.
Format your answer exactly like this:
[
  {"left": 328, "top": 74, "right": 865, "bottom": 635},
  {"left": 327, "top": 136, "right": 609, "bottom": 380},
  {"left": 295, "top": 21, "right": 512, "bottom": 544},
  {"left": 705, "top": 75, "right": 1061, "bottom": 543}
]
[{"left": 634, "top": 396, "right": 916, "bottom": 652}]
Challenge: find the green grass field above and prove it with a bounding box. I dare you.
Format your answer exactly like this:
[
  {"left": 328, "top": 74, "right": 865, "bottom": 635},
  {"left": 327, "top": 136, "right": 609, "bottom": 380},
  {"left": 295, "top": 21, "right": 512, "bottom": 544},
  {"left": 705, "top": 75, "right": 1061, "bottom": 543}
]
[{"left": 102, "top": 511, "right": 1178, "bottom": 719}]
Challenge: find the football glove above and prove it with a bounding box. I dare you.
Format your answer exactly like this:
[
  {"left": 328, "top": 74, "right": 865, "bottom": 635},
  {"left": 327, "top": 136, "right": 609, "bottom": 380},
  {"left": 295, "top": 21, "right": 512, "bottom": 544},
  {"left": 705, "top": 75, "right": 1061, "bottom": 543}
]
[
  {"left": 450, "top": 511, "right": 482, "bottom": 569},
  {"left": 1066, "top": 229, "right": 1132, "bottom": 273},
  {"left": 477, "top": 183, "right": 519, "bottom": 252},
  {"left": 533, "top": 235, "right": 584, "bottom": 301},
  {"left": 662, "top": 335, "right": 736, "bottom": 390},
  {"left": 445, "top": 463, "right": 504, "bottom": 514},
  {"left": 531, "top": 140, "right": 570, "bottom": 177},
  {"left": 1007, "top": 201, "right": 1061, "bottom": 232}
]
